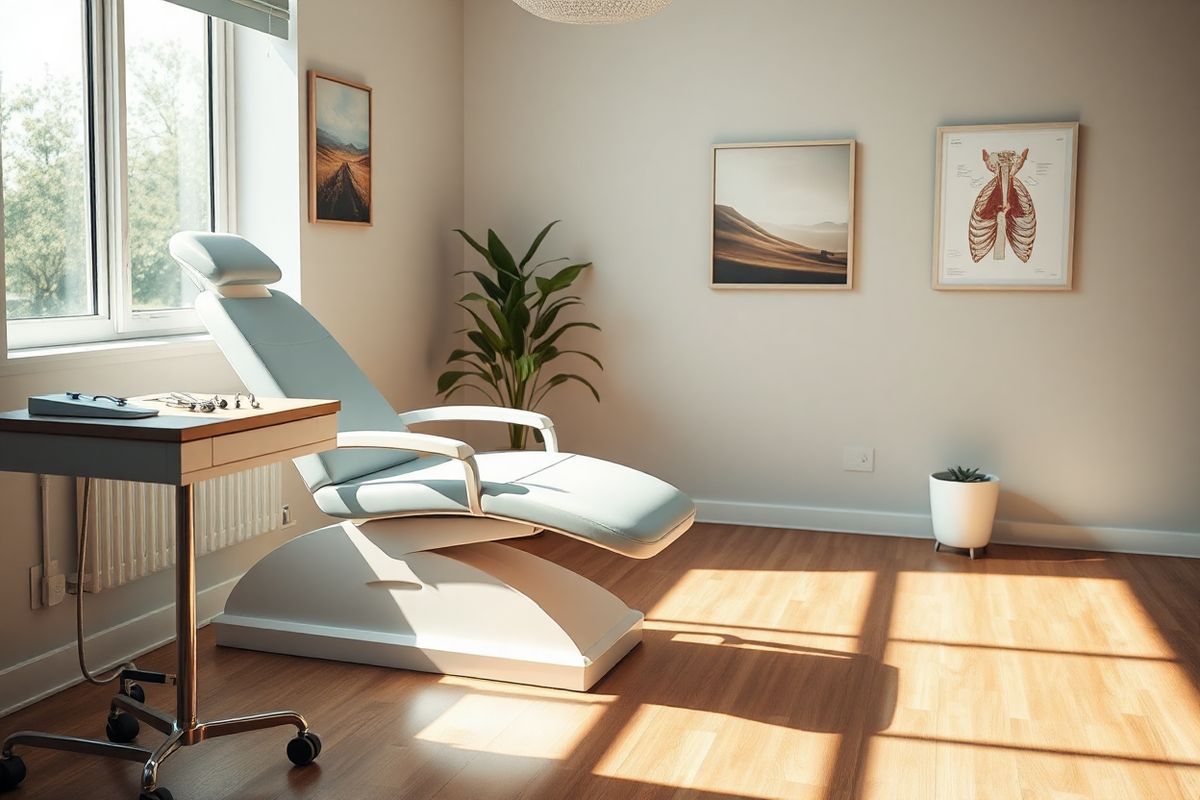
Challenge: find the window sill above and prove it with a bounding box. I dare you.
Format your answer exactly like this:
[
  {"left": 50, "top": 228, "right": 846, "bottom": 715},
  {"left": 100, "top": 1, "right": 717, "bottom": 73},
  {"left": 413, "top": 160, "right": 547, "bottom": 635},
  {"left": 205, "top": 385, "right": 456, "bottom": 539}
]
[{"left": 0, "top": 334, "right": 220, "bottom": 378}]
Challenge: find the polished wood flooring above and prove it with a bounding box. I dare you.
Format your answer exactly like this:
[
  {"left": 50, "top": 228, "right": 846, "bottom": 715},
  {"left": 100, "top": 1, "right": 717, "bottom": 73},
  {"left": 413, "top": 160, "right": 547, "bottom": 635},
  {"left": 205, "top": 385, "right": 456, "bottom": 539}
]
[{"left": 3, "top": 524, "right": 1199, "bottom": 799}]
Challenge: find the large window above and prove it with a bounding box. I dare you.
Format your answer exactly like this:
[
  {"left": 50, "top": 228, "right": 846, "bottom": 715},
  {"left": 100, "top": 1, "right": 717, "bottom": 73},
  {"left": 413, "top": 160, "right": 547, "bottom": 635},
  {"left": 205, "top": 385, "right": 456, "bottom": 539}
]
[{"left": 1, "top": 0, "right": 230, "bottom": 349}]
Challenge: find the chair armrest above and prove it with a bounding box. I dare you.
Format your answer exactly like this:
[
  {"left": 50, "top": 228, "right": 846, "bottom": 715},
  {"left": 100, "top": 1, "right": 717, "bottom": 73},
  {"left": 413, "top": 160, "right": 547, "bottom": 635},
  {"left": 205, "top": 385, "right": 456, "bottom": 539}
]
[
  {"left": 398, "top": 406, "right": 559, "bottom": 452},
  {"left": 336, "top": 430, "right": 475, "bottom": 460},
  {"left": 335, "top": 430, "right": 482, "bottom": 514}
]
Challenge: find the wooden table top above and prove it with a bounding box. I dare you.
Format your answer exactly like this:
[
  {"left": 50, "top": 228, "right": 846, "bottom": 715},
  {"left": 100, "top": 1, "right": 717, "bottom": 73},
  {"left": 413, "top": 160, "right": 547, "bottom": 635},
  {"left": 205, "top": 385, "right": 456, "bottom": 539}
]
[{"left": 0, "top": 395, "right": 340, "bottom": 444}]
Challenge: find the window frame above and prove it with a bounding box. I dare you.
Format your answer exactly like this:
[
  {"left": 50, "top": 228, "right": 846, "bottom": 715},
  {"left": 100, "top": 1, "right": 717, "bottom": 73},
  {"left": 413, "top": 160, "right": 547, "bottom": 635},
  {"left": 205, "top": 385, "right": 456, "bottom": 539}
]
[{"left": 3, "top": 0, "right": 234, "bottom": 351}]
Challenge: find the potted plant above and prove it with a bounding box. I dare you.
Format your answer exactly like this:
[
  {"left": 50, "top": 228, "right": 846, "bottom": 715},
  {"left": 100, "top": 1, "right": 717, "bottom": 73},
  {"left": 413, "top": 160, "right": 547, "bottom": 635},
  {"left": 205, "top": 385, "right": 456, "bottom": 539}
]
[
  {"left": 438, "top": 221, "right": 602, "bottom": 449},
  {"left": 929, "top": 466, "right": 1000, "bottom": 559}
]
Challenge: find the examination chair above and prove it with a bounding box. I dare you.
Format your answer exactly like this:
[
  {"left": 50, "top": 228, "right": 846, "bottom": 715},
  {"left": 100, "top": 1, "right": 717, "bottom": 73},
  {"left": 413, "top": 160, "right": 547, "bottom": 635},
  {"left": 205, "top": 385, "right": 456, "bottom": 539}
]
[{"left": 169, "top": 232, "right": 695, "bottom": 690}]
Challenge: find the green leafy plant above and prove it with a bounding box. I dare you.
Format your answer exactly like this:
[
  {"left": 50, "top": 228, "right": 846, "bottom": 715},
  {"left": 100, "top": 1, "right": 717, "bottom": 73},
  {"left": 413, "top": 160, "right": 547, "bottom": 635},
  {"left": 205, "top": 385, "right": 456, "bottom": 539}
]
[
  {"left": 438, "top": 221, "right": 602, "bottom": 449},
  {"left": 938, "top": 466, "right": 989, "bottom": 483}
]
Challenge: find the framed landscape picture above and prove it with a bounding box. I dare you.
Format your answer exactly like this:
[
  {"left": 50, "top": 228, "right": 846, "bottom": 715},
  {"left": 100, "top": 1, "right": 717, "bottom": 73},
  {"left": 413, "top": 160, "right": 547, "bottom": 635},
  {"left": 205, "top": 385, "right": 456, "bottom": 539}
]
[
  {"left": 308, "top": 71, "right": 372, "bottom": 225},
  {"left": 933, "top": 122, "right": 1078, "bottom": 290},
  {"left": 711, "top": 140, "right": 856, "bottom": 289}
]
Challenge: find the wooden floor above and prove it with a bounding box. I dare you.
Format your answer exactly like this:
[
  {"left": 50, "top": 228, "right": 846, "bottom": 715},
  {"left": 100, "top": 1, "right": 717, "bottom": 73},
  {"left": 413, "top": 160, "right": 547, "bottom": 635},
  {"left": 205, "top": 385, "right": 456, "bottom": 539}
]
[{"left": 3, "top": 524, "right": 1199, "bottom": 799}]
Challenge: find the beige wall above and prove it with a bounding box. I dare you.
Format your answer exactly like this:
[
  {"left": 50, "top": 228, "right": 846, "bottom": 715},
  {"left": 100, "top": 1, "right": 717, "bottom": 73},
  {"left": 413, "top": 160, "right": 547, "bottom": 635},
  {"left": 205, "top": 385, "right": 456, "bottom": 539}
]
[
  {"left": 464, "top": 0, "right": 1200, "bottom": 536},
  {"left": 0, "top": 0, "right": 464, "bottom": 710},
  {"left": 299, "top": 0, "right": 464, "bottom": 411}
]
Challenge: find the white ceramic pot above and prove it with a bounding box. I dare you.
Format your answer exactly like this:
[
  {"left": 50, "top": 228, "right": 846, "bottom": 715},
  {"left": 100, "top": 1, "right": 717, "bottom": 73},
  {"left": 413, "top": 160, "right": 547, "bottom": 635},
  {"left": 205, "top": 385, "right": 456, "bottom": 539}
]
[{"left": 929, "top": 472, "right": 1000, "bottom": 557}]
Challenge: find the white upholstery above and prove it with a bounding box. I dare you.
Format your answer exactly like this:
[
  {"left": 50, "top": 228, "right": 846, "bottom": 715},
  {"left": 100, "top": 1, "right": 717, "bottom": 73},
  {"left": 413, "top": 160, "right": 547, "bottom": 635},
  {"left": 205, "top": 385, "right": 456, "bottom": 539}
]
[
  {"left": 195, "top": 289, "right": 418, "bottom": 490},
  {"left": 315, "top": 451, "right": 695, "bottom": 559},
  {"left": 170, "top": 232, "right": 282, "bottom": 287}
]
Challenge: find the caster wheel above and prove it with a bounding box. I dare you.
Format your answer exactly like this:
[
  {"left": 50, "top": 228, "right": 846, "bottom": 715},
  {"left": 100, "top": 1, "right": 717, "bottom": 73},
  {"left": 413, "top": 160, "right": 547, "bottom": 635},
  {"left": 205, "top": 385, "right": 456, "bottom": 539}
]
[
  {"left": 138, "top": 788, "right": 173, "bottom": 800},
  {"left": 0, "top": 755, "right": 27, "bottom": 792},
  {"left": 124, "top": 683, "right": 146, "bottom": 703},
  {"left": 107, "top": 711, "right": 140, "bottom": 743},
  {"left": 286, "top": 732, "right": 322, "bottom": 766}
]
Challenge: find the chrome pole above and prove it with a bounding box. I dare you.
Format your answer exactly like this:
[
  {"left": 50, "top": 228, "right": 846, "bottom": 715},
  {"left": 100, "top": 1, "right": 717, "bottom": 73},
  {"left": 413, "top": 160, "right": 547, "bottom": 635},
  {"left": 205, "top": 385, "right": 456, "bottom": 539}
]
[{"left": 175, "top": 484, "right": 198, "bottom": 739}]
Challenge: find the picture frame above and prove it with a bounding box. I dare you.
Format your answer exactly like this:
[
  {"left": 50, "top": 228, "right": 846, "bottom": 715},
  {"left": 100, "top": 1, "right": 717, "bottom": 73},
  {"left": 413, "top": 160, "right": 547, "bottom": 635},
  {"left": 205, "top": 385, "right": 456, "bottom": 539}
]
[
  {"left": 711, "top": 140, "right": 856, "bottom": 290},
  {"left": 933, "top": 122, "right": 1078, "bottom": 290},
  {"left": 307, "top": 70, "right": 372, "bottom": 226}
]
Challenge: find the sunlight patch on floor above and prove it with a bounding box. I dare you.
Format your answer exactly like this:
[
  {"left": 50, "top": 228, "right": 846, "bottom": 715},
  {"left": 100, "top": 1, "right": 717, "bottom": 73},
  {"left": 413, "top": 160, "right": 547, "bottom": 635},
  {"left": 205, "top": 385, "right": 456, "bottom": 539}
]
[
  {"left": 647, "top": 619, "right": 861, "bottom": 661},
  {"left": 857, "top": 731, "right": 939, "bottom": 799},
  {"left": 869, "top": 732, "right": 1200, "bottom": 800},
  {"left": 647, "top": 568, "right": 878, "bottom": 644},
  {"left": 862, "top": 571, "right": 1200, "bottom": 799},
  {"left": 889, "top": 571, "right": 1176, "bottom": 659},
  {"left": 415, "top": 692, "right": 609, "bottom": 760},
  {"left": 593, "top": 703, "right": 839, "bottom": 800}
]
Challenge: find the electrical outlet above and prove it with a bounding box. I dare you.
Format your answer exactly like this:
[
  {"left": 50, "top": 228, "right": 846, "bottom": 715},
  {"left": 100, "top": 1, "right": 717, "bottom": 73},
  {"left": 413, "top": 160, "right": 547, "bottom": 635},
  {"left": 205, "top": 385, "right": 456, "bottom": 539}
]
[
  {"left": 31, "top": 561, "right": 67, "bottom": 609},
  {"left": 281, "top": 504, "right": 294, "bottom": 527},
  {"left": 45, "top": 570, "right": 67, "bottom": 607},
  {"left": 843, "top": 446, "right": 875, "bottom": 473}
]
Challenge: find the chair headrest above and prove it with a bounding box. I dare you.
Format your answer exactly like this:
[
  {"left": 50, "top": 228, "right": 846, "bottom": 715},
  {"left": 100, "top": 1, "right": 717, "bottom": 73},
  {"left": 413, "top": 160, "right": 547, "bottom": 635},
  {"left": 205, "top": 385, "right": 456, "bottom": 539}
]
[{"left": 169, "top": 232, "right": 282, "bottom": 291}]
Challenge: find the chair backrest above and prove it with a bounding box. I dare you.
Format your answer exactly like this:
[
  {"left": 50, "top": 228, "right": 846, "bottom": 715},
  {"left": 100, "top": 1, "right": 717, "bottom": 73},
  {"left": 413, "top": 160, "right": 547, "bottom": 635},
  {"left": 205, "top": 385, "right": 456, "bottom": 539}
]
[{"left": 169, "top": 231, "right": 418, "bottom": 490}]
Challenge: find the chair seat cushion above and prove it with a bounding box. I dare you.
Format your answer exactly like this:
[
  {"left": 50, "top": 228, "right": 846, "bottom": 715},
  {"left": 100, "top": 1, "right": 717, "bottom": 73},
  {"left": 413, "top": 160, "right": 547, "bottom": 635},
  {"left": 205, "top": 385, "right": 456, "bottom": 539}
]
[{"left": 313, "top": 451, "right": 695, "bottom": 559}]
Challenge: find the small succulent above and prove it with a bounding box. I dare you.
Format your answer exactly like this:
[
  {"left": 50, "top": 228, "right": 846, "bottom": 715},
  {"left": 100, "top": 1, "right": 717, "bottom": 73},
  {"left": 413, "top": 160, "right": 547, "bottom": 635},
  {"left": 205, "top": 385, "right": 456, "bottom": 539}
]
[{"left": 941, "top": 466, "right": 989, "bottom": 483}]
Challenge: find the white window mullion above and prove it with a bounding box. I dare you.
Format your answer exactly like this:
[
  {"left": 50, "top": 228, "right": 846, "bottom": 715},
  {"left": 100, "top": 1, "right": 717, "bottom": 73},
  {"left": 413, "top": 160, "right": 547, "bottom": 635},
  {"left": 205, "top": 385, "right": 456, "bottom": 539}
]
[
  {"left": 212, "top": 19, "right": 236, "bottom": 235},
  {"left": 108, "top": 0, "right": 135, "bottom": 335},
  {"left": 91, "top": 0, "right": 115, "bottom": 335}
]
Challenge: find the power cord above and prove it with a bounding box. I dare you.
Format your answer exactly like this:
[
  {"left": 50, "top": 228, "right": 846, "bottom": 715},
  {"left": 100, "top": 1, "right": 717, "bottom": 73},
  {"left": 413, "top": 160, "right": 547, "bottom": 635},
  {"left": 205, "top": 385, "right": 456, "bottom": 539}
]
[
  {"left": 76, "top": 477, "right": 135, "bottom": 684},
  {"left": 72, "top": 478, "right": 172, "bottom": 751}
]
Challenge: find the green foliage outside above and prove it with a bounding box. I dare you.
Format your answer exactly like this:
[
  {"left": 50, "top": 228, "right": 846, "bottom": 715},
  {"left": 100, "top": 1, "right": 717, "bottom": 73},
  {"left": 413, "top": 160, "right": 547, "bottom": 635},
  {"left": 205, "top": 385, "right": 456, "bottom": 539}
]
[
  {"left": 1, "top": 42, "right": 208, "bottom": 321},
  {"left": 124, "top": 41, "right": 209, "bottom": 310},
  {"left": 0, "top": 74, "right": 90, "bottom": 318}
]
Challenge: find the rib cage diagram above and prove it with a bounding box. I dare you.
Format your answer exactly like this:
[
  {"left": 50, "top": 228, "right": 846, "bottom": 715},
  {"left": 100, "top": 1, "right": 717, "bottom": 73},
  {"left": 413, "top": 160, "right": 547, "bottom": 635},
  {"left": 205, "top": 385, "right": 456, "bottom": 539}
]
[{"left": 969, "top": 148, "right": 1037, "bottom": 263}]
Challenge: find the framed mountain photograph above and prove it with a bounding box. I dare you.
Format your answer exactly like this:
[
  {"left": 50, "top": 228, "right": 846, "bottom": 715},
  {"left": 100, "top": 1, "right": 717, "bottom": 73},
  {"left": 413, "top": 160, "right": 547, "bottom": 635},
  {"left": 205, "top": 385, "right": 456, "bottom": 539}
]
[
  {"left": 933, "top": 122, "right": 1078, "bottom": 290},
  {"left": 711, "top": 140, "right": 856, "bottom": 289},
  {"left": 308, "top": 71, "right": 372, "bottom": 225}
]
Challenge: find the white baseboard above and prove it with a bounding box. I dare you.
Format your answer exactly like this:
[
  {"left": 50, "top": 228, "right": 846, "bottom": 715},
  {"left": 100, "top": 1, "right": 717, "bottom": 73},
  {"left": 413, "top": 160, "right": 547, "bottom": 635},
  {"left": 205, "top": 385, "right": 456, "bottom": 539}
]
[
  {"left": 695, "top": 499, "right": 1200, "bottom": 559},
  {"left": 0, "top": 576, "right": 240, "bottom": 719}
]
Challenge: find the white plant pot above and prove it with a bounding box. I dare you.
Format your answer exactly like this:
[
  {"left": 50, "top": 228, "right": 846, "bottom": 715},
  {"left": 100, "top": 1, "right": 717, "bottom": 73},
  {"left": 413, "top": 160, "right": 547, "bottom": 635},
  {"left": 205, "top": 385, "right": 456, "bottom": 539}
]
[{"left": 929, "top": 472, "right": 1000, "bottom": 555}]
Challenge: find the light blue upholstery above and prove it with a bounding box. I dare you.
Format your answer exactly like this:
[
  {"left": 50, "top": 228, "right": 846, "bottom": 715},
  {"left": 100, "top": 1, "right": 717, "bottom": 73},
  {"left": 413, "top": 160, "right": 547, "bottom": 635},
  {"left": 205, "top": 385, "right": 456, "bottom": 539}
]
[
  {"left": 169, "top": 232, "right": 283, "bottom": 287},
  {"left": 169, "top": 231, "right": 696, "bottom": 559},
  {"left": 312, "top": 451, "right": 696, "bottom": 559},
  {"left": 207, "top": 291, "right": 419, "bottom": 487}
]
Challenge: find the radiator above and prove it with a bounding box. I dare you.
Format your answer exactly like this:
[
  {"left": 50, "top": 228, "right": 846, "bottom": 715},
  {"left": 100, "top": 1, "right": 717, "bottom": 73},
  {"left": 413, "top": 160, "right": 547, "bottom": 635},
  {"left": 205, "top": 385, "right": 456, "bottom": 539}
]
[{"left": 77, "top": 464, "right": 283, "bottom": 591}]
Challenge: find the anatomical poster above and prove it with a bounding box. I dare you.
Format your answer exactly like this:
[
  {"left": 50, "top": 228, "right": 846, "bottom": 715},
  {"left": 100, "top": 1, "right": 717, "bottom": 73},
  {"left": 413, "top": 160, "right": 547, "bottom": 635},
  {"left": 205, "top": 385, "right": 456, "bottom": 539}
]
[{"left": 933, "top": 123, "right": 1078, "bottom": 290}]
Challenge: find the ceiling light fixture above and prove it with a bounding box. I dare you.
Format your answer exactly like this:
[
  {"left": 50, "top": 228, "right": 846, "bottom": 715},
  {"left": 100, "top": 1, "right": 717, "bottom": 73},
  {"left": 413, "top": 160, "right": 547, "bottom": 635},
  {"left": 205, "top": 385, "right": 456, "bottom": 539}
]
[{"left": 512, "top": 0, "right": 672, "bottom": 25}]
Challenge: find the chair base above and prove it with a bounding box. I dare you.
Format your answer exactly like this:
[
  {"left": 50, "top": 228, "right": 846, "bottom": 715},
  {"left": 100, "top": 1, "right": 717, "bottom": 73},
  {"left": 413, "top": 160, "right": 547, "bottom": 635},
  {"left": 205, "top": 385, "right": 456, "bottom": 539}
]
[
  {"left": 215, "top": 610, "right": 642, "bottom": 692},
  {"left": 213, "top": 521, "right": 645, "bottom": 691}
]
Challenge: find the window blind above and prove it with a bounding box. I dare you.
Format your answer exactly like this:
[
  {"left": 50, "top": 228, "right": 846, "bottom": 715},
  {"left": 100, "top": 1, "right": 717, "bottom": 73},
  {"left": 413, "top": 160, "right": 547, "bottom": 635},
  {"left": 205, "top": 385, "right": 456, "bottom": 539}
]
[{"left": 162, "top": 0, "right": 289, "bottom": 39}]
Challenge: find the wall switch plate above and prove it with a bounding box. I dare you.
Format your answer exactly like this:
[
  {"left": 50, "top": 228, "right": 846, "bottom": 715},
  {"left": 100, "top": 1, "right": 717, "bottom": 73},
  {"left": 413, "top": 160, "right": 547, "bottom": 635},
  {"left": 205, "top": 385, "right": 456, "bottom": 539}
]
[
  {"left": 281, "top": 504, "right": 294, "bottom": 528},
  {"left": 843, "top": 446, "right": 875, "bottom": 472}
]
